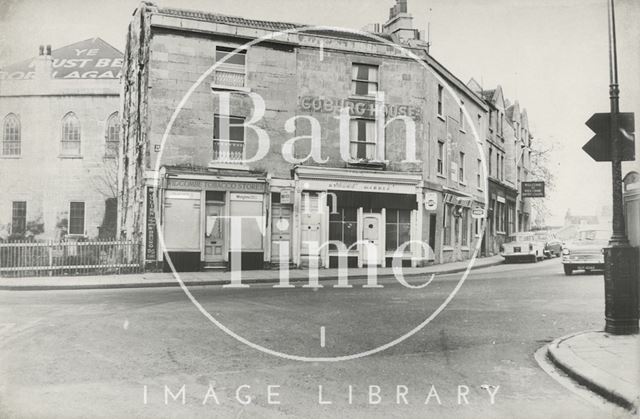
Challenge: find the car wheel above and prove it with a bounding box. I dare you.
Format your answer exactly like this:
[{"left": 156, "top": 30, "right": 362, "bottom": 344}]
[{"left": 564, "top": 265, "right": 573, "bottom": 276}]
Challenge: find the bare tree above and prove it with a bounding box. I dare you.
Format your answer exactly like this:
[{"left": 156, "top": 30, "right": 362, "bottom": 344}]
[{"left": 528, "top": 140, "right": 555, "bottom": 227}]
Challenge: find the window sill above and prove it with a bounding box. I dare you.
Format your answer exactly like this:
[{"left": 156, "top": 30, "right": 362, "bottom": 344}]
[
  {"left": 0, "top": 155, "right": 21, "bottom": 159},
  {"left": 436, "top": 173, "right": 446, "bottom": 179},
  {"left": 210, "top": 83, "right": 251, "bottom": 93},
  {"left": 477, "top": 187, "right": 483, "bottom": 192},
  {"left": 459, "top": 181, "right": 467, "bottom": 186},
  {"left": 459, "top": 128, "right": 466, "bottom": 133},
  {"left": 461, "top": 246, "right": 470, "bottom": 251},
  {"left": 348, "top": 94, "right": 378, "bottom": 101},
  {"left": 59, "top": 155, "right": 83, "bottom": 159},
  {"left": 437, "top": 114, "right": 445, "bottom": 122},
  {"left": 443, "top": 246, "right": 454, "bottom": 251},
  {"left": 208, "top": 161, "right": 250, "bottom": 170},
  {"left": 496, "top": 231, "right": 506, "bottom": 235}
]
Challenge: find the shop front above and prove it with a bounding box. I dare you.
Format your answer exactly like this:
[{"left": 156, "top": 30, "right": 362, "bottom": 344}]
[
  {"left": 147, "top": 169, "right": 268, "bottom": 272},
  {"left": 293, "top": 166, "right": 424, "bottom": 268}
]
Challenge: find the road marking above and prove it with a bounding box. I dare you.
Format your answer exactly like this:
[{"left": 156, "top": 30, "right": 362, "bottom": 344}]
[{"left": 320, "top": 326, "right": 326, "bottom": 348}]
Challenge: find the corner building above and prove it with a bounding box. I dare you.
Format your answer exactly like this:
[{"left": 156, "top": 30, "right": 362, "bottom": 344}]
[{"left": 119, "top": 1, "right": 488, "bottom": 271}]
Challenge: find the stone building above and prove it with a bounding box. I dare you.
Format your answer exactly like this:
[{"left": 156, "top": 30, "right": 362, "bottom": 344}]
[
  {"left": 0, "top": 38, "right": 123, "bottom": 241},
  {"left": 118, "top": 1, "right": 494, "bottom": 271},
  {"left": 467, "top": 80, "right": 536, "bottom": 256}
]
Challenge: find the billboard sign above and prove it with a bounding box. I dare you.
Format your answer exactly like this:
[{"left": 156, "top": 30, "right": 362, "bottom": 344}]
[{"left": 0, "top": 37, "right": 123, "bottom": 80}]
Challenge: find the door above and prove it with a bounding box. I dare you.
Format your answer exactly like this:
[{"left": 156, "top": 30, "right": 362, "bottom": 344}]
[
  {"left": 204, "top": 203, "right": 224, "bottom": 263},
  {"left": 362, "top": 213, "right": 382, "bottom": 265},
  {"left": 271, "top": 204, "right": 292, "bottom": 263},
  {"left": 428, "top": 214, "right": 437, "bottom": 261}
]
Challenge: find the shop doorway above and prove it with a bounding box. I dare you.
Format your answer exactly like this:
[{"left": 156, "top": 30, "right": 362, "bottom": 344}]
[
  {"left": 428, "top": 214, "right": 437, "bottom": 261},
  {"left": 362, "top": 213, "right": 383, "bottom": 266},
  {"left": 204, "top": 202, "right": 225, "bottom": 264},
  {"left": 271, "top": 204, "right": 292, "bottom": 263}
]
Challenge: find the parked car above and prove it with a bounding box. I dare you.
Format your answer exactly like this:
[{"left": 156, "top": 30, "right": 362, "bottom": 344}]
[
  {"left": 534, "top": 231, "right": 563, "bottom": 258},
  {"left": 561, "top": 227, "right": 610, "bottom": 275},
  {"left": 500, "top": 232, "right": 546, "bottom": 263}
]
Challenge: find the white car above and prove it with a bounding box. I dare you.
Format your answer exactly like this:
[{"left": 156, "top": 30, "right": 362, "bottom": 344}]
[{"left": 500, "top": 232, "right": 546, "bottom": 263}]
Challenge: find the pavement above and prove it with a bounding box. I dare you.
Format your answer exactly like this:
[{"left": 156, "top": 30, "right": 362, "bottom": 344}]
[
  {"left": 546, "top": 330, "right": 640, "bottom": 413},
  {"left": 0, "top": 254, "right": 504, "bottom": 290}
]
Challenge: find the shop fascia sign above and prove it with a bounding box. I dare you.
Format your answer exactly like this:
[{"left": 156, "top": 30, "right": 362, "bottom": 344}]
[{"left": 301, "top": 179, "right": 416, "bottom": 194}]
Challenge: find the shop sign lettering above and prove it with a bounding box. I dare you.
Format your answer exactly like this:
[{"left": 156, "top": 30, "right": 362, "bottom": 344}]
[
  {"left": 167, "top": 178, "right": 266, "bottom": 192},
  {"left": 298, "top": 96, "right": 422, "bottom": 121}
]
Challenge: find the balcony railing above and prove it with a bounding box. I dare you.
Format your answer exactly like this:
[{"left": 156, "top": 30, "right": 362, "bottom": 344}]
[{"left": 212, "top": 139, "right": 244, "bottom": 162}]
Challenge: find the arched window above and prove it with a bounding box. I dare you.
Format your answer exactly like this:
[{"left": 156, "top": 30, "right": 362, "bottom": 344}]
[
  {"left": 61, "top": 112, "right": 81, "bottom": 156},
  {"left": 105, "top": 112, "right": 120, "bottom": 157},
  {"left": 2, "top": 114, "right": 21, "bottom": 156}
]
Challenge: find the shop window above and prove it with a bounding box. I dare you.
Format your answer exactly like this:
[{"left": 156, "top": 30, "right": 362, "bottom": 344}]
[
  {"left": 2, "top": 113, "right": 21, "bottom": 156},
  {"left": 461, "top": 209, "right": 469, "bottom": 246},
  {"left": 349, "top": 118, "right": 377, "bottom": 160},
  {"left": 351, "top": 63, "right": 378, "bottom": 96},
  {"left": 206, "top": 191, "right": 225, "bottom": 202},
  {"left": 213, "top": 114, "right": 245, "bottom": 161},
  {"left": 11, "top": 201, "right": 26, "bottom": 235},
  {"left": 61, "top": 112, "right": 81, "bottom": 157},
  {"left": 488, "top": 147, "right": 493, "bottom": 177},
  {"left": 459, "top": 151, "right": 465, "bottom": 184},
  {"left": 437, "top": 141, "right": 445, "bottom": 175},
  {"left": 213, "top": 45, "right": 246, "bottom": 90},
  {"left": 443, "top": 204, "right": 452, "bottom": 246},
  {"left": 105, "top": 112, "right": 120, "bottom": 158},
  {"left": 385, "top": 209, "right": 411, "bottom": 252},
  {"left": 437, "top": 85, "right": 443, "bottom": 116},
  {"left": 329, "top": 208, "right": 357, "bottom": 247},
  {"left": 69, "top": 201, "right": 85, "bottom": 235},
  {"left": 507, "top": 204, "right": 514, "bottom": 235}
]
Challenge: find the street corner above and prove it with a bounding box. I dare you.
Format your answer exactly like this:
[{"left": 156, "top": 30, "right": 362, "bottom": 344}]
[{"left": 545, "top": 330, "right": 640, "bottom": 413}]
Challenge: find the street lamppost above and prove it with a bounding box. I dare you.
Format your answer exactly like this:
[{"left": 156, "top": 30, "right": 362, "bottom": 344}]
[{"left": 603, "top": 0, "right": 638, "bottom": 335}]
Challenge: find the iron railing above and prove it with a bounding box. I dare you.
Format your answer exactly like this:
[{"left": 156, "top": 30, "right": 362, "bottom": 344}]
[{"left": 0, "top": 239, "right": 142, "bottom": 277}]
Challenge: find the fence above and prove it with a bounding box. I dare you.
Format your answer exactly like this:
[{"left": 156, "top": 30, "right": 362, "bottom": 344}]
[{"left": 0, "top": 239, "right": 142, "bottom": 277}]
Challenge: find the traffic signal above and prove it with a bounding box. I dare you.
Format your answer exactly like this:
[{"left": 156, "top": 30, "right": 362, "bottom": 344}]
[{"left": 583, "top": 112, "right": 635, "bottom": 162}]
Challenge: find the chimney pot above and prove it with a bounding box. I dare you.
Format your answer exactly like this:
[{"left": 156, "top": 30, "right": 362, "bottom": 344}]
[
  {"left": 46, "top": 45, "right": 51, "bottom": 55},
  {"left": 39, "top": 45, "right": 44, "bottom": 56}
]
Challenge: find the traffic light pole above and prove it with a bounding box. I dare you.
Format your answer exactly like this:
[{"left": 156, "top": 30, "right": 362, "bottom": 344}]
[{"left": 603, "top": 0, "right": 638, "bottom": 334}]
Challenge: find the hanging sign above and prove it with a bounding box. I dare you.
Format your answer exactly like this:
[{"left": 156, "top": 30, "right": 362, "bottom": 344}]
[{"left": 424, "top": 192, "right": 438, "bottom": 211}]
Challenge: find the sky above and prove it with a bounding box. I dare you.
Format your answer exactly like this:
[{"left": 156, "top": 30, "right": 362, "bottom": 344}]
[{"left": 1, "top": 0, "right": 639, "bottom": 225}]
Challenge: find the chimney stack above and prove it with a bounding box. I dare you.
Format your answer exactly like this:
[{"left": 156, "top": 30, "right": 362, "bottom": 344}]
[
  {"left": 34, "top": 43, "right": 53, "bottom": 81},
  {"left": 383, "top": 0, "right": 418, "bottom": 43}
]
